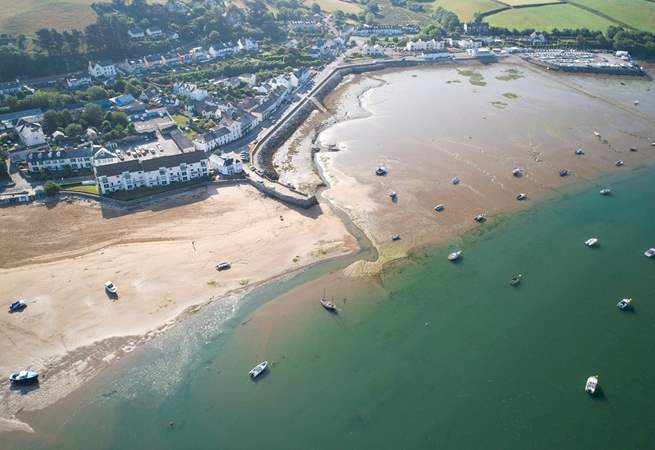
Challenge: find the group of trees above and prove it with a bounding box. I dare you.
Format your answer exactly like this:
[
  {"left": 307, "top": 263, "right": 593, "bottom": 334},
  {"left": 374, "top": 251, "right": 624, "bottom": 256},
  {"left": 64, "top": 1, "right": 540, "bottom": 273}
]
[{"left": 41, "top": 104, "right": 134, "bottom": 142}]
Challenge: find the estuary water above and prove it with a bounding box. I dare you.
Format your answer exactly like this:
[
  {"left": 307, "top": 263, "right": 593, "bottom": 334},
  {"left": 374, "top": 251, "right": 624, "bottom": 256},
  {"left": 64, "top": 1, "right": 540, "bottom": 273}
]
[{"left": 8, "top": 164, "right": 655, "bottom": 450}]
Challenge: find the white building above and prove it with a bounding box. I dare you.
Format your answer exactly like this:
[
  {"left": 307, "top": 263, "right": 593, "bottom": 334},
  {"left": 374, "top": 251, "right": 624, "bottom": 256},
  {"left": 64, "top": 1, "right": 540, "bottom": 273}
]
[
  {"left": 173, "top": 82, "right": 208, "bottom": 102},
  {"left": 362, "top": 44, "right": 385, "bottom": 57},
  {"left": 209, "top": 155, "right": 243, "bottom": 176},
  {"left": 405, "top": 39, "right": 445, "bottom": 52},
  {"left": 146, "top": 27, "right": 163, "bottom": 37},
  {"left": 88, "top": 60, "right": 117, "bottom": 78},
  {"left": 16, "top": 119, "right": 46, "bottom": 147},
  {"left": 27, "top": 147, "right": 95, "bottom": 173},
  {"left": 208, "top": 42, "right": 240, "bottom": 59},
  {"left": 94, "top": 151, "right": 209, "bottom": 195},
  {"left": 128, "top": 27, "right": 145, "bottom": 39},
  {"left": 193, "top": 127, "right": 234, "bottom": 152},
  {"left": 66, "top": 77, "right": 92, "bottom": 89},
  {"left": 237, "top": 38, "right": 258, "bottom": 52},
  {"left": 467, "top": 47, "right": 494, "bottom": 58}
]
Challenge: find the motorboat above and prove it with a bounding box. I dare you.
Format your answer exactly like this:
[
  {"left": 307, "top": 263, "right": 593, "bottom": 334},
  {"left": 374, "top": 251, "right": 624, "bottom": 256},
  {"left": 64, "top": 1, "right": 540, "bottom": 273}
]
[
  {"left": 473, "top": 214, "right": 486, "bottom": 223},
  {"left": 617, "top": 298, "right": 632, "bottom": 310},
  {"left": 599, "top": 188, "right": 611, "bottom": 196},
  {"left": 8, "top": 300, "right": 27, "bottom": 313},
  {"left": 593, "top": 131, "right": 600, "bottom": 137},
  {"left": 511, "top": 167, "right": 523, "bottom": 177},
  {"left": 104, "top": 281, "right": 118, "bottom": 295},
  {"left": 615, "top": 160, "right": 624, "bottom": 167},
  {"left": 215, "top": 261, "right": 231, "bottom": 271},
  {"left": 388, "top": 191, "right": 397, "bottom": 198},
  {"left": 559, "top": 169, "right": 569, "bottom": 177},
  {"left": 585, "top": 238, "right": 599, "bottom": 247},
  {"left": 575, "top": 148, "right": 585, "bottom": 155},
  {"left": 434, "top": 204, "right": 445, "bottom": 212},
  {"left": 585, "top": 375, "right": 598, "bottom": 395},
  {"left": 391, "top": 234, "right": 401, "bottom": 241},
  {"left": 451, "top": 176, "right": 460, "bottom": 185},
  {"left": 645, "top": 248, "right": 655, "bottom": 258},
  {"left": 510, "top": 274, "right": 522, "bottom": 286},
  {"left": 249, "top": 361, "right": 268, "bottom": 379},
  {"left": 515, "top": 193, "right": 527, "bottom": 201},
  {"left": 9, "top": 370, "right": 38, "bottom": 384},
  {"left": 375, "top": 167, "right": 387, "bottom": 176},
  {"left": 320, "top": 296, "right": 337, "bottom": 312},
  {"left": 634, "top": 100, "right": 639, "bottom": 105},
  {"left": 448, "top": 250, "right": 462, "bottom": 261}
]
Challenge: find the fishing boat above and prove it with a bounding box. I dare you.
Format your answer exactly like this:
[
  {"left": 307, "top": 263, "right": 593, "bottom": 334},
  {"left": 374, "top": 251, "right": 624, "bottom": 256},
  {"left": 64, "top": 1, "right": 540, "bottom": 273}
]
[
  {"left": 451, "top": 176, "right": 460, "bottom": 185},
  {"left": 599, "top": 188, "right": 611, "bottom": 196},
  {"left": 9, "top": 370, "right": 39, "bottom": 384},
  {"left": 617, "top": 298, "right": 632, "bottom": 310},
  {"left": 249, "top": 361, "right": 268, "bottom": 379},
  {"left": 434, "top": 203, "right": 445, "bottom": 212},
  {"left": 320, "top": 296, "right": 337, "bottom": 312},
  {"left": 375, "top": 167, "right": 387, "bottom": 176},
  {"left": 575, "top": 148, "right": 584, "bottom": 155},
  {"left": 510, "top": 274, "right": 522, "bottom": 286},
  {"left": 559, "top": 169, "right": 569, "bottom": 177},
  {"left": 215, "top": 261, "right": 231, "bottom": 271},
  {"left": 448, "top": 250, "right": 462, "bottom": 261},
  {"left": 585, "top": 375, "right": 599, "bottom": 395},
  {"left": 511, "top": 167, "right": 523, "bottom": 177},
  {"left": 391, "top": 234, "right": 401, "bottom": 241},
  {"left": 585, "top": 238, "right": 599, "bottom": 247},
  {"left": 515, "top": 193, "right": 527, "bottom": 201},
  {"left": 645, "top": 248, "right": 655, "bottom": 258},
  {"left": 388, "top": 191, "right": 397, "bottom": 199},
  {"left": 593, "top": 131, "right": 600, "bottom": 137},
  {"left": 8, "top": 300, "right": 26, "bottom": 313},
  {"left": 615, "top": 160, "right": 624, "bottom": 167},
  {"left": 104, "top": 281, "right": 118, "bottom": 295},
  {"left": 473, "top": 214, "right": 486, "bottom": 223}
]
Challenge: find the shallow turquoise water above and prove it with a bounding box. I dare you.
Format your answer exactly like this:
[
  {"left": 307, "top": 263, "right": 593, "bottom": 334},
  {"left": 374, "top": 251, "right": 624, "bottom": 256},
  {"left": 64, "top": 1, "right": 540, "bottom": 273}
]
[{"left": 10, "top": 166, "right": 655, "bottom": 450}]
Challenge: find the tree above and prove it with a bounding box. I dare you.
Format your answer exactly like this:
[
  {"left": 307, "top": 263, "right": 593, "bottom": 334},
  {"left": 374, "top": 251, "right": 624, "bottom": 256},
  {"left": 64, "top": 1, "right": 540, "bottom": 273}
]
[
  {"left": 42, "top": 110, "right": 60, "bottom": 134},
  {"left": 43, "top": 181, "right": 60, "bottom": 196},
  {"left": 64, "top": 123, "right": 83, "bottom": 137},
  {"left": 86, "top": 86, "right": 107, "bottom": 100},
  {"left": 311, "top": 3, "right": 321, "bottom": 13},
  {"left": 82, "top": 103, "right": 104, "bottom": 127}
]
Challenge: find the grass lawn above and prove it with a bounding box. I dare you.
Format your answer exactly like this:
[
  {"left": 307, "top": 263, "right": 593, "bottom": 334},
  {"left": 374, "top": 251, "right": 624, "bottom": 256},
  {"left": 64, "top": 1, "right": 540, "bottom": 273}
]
[
  {"left": 485, "top": 3, "right": 616, "bottom": 31},
  {"left": 568, "top": 0, "right": 655, "bottom": 32},
  {"left": 304, "top": 0, "right": 362, "bottom": 14},
  {"left": 430, "top": 0, "right": 502, "bottom": 21},
  {"left": 105, "top": 178, "right": 207, "bottom": 201},
  {"left": 172, "top": 115, "right": 190, "bottom": 128},
  {"left": 501, "top": 0, "right": 561, "bottom": 4},
  {"left": 61, "top": 184, "right": 99, "bottom": 195}
]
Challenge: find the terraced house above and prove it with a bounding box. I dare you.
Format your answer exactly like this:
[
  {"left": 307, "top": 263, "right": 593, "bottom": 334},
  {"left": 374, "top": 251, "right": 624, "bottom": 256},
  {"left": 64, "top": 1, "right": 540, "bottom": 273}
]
[{"left": 93, "top": 151, "right": 209, "bottom": 195}]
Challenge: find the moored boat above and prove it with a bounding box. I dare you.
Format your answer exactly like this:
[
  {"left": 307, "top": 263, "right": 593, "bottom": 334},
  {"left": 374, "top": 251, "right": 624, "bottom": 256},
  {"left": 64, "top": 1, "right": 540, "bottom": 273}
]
[
  {"left": 615, "top": 160, "right": 624, "bottom": 167},
  {"left": 434, "top": 203, "right": 444, "bottom": 212},
  {"left": 249, "top": 361, "right": 268, "bottom": 379},
  {"left": 388, "top": 191, "right": 397, "bottom": 198},
  {"left": 104, "top": 281, "right": 118, "bottom": 295},
  {"left": 599, "top": 188, "right": 611, "bottom": 196},
  {"left": 617, "top": 298, "right": 632, "bottom": 310},
  {"left": 320, "top": 296, "right": 337, "bottom": 312},
  {"left": 515, "top": 193, "right": 527, "bottom": 201},
  {"left": 645, "top": 248, "right": 655, "bottom": 258},
  {"left": 391, "top": 234, "right": 401, "bottom": 241},
  {"left": 512, "top": 167, "right": 523, "bottom": 177},
  {"left": 448, "top": 250, "right": 462, "bottom": 261},
  {"left": 451, "top": 176, "right": 460, "bottom": 185},
  {"left": 375, "top": 167, "right": 387, "bottom": 176},
  {"left": 593, "top": 131, "right": 600, "bottom": 137},
  {"left": 8, "top": 300, "right": 27, "bottom": 313},
  {"left": 9, "top": 370, "right": 38, "bottom": 384},
  {"left": 559, "top": 169, "right": 569, "bottom": 177},
  {"left": 510, "top": 274, "right": 522, "bottom": 286},
  {"left": 473, "top": 214, "right": 486, "bottom": 223},
  {"left": 575, "top": 148, "right": 584, "bottom": 155},
  {"left": 215, "top": 261, "right": 231, "bottom": 271},
  {"left": 585, "top": 238, "right": 599, "bottom": 247},
  {"left": 585, "top": 375, "right": 599, "bottom": 395}
]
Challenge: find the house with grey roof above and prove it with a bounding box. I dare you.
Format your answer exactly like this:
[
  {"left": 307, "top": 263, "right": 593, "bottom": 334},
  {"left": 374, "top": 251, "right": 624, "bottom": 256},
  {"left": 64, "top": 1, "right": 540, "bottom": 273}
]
[{"left": 27, "top": 147, "right": 95, "bottom": 173}]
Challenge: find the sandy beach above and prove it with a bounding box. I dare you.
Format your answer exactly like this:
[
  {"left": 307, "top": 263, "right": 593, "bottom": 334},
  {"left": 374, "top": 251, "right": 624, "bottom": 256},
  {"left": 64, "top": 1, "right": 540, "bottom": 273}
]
[{"left": 0, "top": 184, "right": 357, "bottom": 427}]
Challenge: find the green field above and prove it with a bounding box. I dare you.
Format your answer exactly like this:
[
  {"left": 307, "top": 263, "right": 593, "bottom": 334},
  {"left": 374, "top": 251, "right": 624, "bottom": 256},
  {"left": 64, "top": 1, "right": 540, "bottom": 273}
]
[
  {"left": 569, "top": 0, "right": 655, "bottom": 32},
  {"left": 485, "top": 3, "right": 616, "bottom": 31},
  {"left": 0, "top": 0, "right": 97, "bottom": 36},
  {"left": 430, "top": 0, "right": 502, "bottom": 21},
  {"left": 304, "top": 0, "right": 362, "bottom": 14},
  {"left": 499, "top": 0, "right": 561, "bottom": 5}
]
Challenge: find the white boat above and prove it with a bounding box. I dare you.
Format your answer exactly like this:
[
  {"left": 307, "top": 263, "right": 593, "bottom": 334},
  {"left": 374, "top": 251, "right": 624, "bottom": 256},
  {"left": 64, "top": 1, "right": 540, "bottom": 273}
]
[
  {"left": 615, "top": 160, "right": 624, "bottom": 167},
  {"left": 473, "top": 214, "right": 486, "bottom": 223},
  {"left": 634, "top": 100, "right": 639, "bottom": 105},
  {"left": 434, "top": 203, "right": 445, "bottom": 212},
  {"left": 645, "top": 248, "right": 655, "bottom": 258},
  {"left": 104, "top": 281, "right": 117, "bottom": 295},
  {"left": 585, "top": 238, "right": 599, "bottom": 247},
  {"left": 249, "top": 361, "right": 268, "bottom": 379},
  {"left": 575, "top": 148, "right": 585, "bottom": 155},
  {"left": 599, "top": 188, "right": 611, "bottom": 196},
  {"left": 516, "top": 193, "right": 527, "bottom": 201},
  {"left": 617, "top": 298, "right": 632, "bottom": 310},
  {"left": 9, "top": 370, "right": 39, "bottom": 384},
  {"left": 388, "top": 191, "right": 397, "bottom": 198},
  {"left": 585, "top": 375, "right": 599, "bottom": 395},
  {"left": 375, "top": 167, "right": 387, "bottom": 176},
  {"left": 451, "top": 176, "right": 460, "bottom": 185},
  {"left": 391, "top": 234, "right": 401, "bottom": 241},
  {"left": 448, "top": 250, "right": 462, "bottom": 261},
  {"left": 215, "top": 261, "right": 231, "bottom": 271},
  {"left": 593, "top": 131, "right": 600, "bottom": 137},
  {"left": 511, "top": 167, "right": 523, "bottom": 177}
]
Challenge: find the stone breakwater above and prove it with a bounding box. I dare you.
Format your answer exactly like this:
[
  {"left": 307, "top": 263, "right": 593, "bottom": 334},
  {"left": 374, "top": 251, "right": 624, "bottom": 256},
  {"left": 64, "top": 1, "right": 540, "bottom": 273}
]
[{"left": 252, "top": 59, "right": 430, "bottom": 181}]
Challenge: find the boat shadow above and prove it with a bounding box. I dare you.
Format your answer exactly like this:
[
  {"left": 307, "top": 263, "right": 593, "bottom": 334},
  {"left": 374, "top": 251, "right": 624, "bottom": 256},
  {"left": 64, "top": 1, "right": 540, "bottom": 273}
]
[
  {"left": 251, "top": 369, "right": 271, "bottom": 383},
  {"left": 591, "top": 386, "right": 607, "bottom": 402},
  {"left": 9, "top": 381, "right": 40, "bottom": 395}
]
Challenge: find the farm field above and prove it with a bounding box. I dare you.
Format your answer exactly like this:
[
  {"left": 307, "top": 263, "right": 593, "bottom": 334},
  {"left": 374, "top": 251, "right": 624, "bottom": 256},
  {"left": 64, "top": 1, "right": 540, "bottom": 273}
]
[
  {"left": 429, "top": 0, "right": 502, "bottom": 21},
  {"left": 305, "top": 0, "right": 362, "bottom": 14},
  {"left": 0, "top": 0, "right": 97, "bottom": 36},
  {"left": 499, "top": 0, "right": 561, "bottom": 5},
  {"left": 485, "top": 3, "right": 616, "bottom": 31},
  {"left": 569, "top": 0, "right": 655, "bottom": 32}
]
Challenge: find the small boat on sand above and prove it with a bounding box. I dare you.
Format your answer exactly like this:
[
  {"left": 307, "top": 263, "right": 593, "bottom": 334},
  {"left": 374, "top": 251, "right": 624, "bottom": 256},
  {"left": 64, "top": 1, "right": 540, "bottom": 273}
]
[
  {"left": 473, "top": 214, "right": 486, "bottom": 223},
  {"left": 104, "top": 281, "right": 117, "bottom": 295},
  {"left": 516, "top": 193, "right": 527, "bottom": 201},
  {"left": 585, "top": 375, "right": 599, "bottom": 395},
  {"left": 599, "top": 188, "right": 611, "bottom": 196},
  {"left": 559, "top": 169, "right": 569, "bottom": 177},
  {"left": 320, "top": 296, "right": 337, "bottom": 312},
  {"left": 8, "top": 300, "right": 26, "bottom": 313},
  {"left": 375, "top": 167, "right": 387, "bottom": 176},
  {"left": 512, "top": 167, "right": 523, "bottom": 177},
  {"left": 634, "top": 100, "right": 639, "bottom": 105},
  {"left": 391, "top": 234, "right": 401, "bottom": 241},
  {"left": 388, "top": 191, "right": 397, "bottom": 199},
  {"left": 575, "top": 148, "right": 585, "bottom": 155},
  {"left": 585, "top": 238, "right": 599, "bottom": 247},
  {"left": 645, "top": 248, "right": 655, "bottom": 258},
  {"left": 615, "top": 160, "right": 624, "bottom": 167},
  {"left": 510, "top": 274, "right": 522, "bottom": 286},
  {"left": 448, "top": 250, "right": 462, "bottom": 261},
  {"left": 9, "top": 370, "right": 38, "bottom": 384},
  {"left": 451, "top": 176, "right": 460, "bottom": 185},
  {"left": 249, "top": 361, "right": 268, "bottom": 379},
  {"left": 617, "top": 298, "right": 632, "bottom": 310},
  {"left": 434, "top": 203, "right": 445, "bottom": 212},
  {"left": 593, "top": 131, "right": 600, "bottom": 137},
  {"left": 215, "top": 261, "right": 231, "bottom": 271}
]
